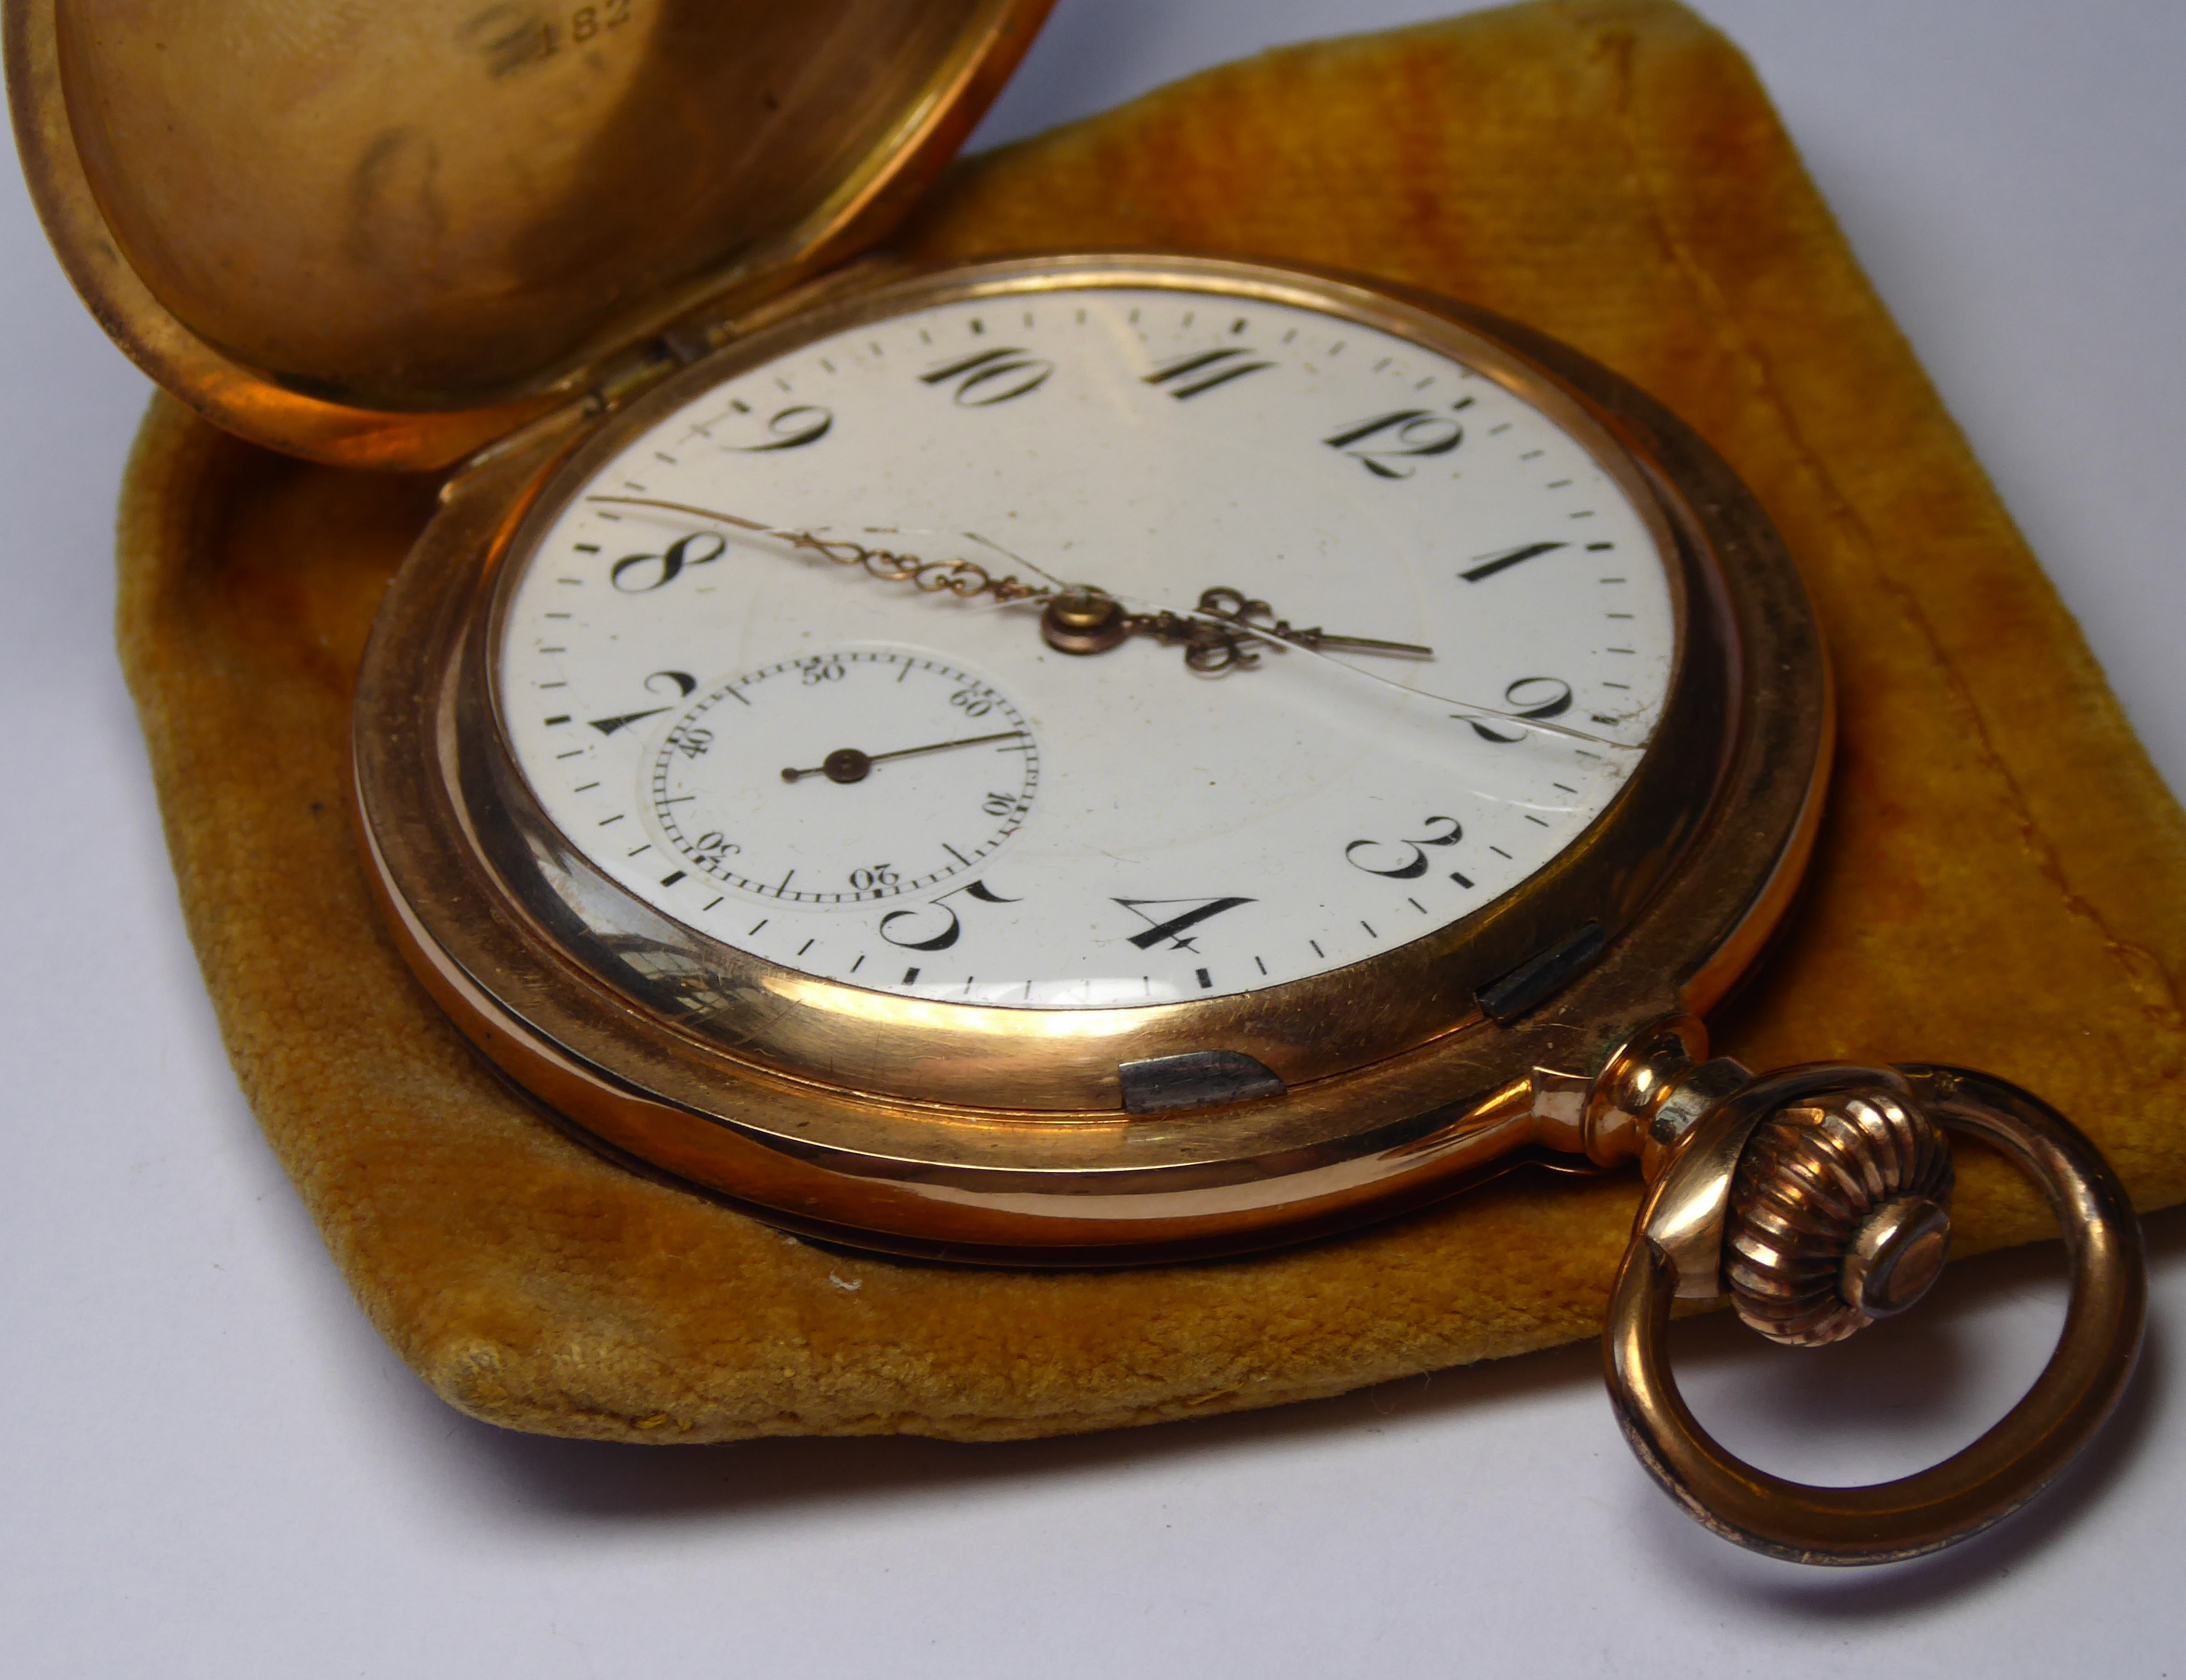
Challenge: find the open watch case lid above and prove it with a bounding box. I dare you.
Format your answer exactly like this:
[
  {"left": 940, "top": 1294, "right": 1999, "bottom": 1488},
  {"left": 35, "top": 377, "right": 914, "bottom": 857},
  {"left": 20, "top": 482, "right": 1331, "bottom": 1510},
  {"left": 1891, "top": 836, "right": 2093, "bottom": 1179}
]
[{"left": 5, "top": 0, "right": 1055, "bottom": 467}]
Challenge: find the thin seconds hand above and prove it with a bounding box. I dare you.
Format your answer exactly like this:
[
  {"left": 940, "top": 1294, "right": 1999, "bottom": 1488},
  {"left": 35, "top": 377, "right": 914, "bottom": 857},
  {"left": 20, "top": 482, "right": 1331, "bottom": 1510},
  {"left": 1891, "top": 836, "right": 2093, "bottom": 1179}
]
[
  {"left": 965, "top": 530, "right": 1075, "bottom": 592},
  {"left": 583, "top": 496, "right": 1633, "bottom": 750},
  {"left": 1108, "top": 583, "right": 1638, "bottom": 752},
  {"left": 782, "top": 730, "right": 1028, "bottom": 784},
  {"left": 965, "top": 534, "right": 1620, "bottom": 744}
]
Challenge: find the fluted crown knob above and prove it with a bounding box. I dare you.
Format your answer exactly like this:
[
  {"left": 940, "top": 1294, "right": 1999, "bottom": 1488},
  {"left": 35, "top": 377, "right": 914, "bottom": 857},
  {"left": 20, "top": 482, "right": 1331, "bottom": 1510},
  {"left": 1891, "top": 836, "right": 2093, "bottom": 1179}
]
[{"left": 1723, "top": 1091, "right": 1955, "bottom": 1347}]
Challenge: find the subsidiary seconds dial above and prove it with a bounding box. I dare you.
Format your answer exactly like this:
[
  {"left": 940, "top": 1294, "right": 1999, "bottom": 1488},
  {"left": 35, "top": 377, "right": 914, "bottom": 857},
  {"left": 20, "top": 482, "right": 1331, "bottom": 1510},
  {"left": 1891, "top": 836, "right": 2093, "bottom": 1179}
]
[{"left": 645, "top": 650, "right": 1037, "bottom": 907}]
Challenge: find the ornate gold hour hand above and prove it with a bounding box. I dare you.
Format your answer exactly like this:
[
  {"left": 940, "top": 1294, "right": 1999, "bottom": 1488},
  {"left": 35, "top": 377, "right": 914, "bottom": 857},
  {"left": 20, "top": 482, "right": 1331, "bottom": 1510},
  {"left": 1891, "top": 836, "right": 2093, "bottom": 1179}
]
[
  {"left": 780, "top": 730, "right": 1027, "bottom": 785},
  {"left": 586, "top": 498, "right": 1432, "bottom": 665},
  {"left": 587, "top": 496, "right": 1051, "bottom": 605},
  {"left": 1036, "top": 585, "right": 1430, "bottom": 672},
  {"left": 1193, "top": 586, "right": 1434, "bottom": 659},
  {"left": 1043, "top": 584, "right": 1635, "bottom": 749},
  {"left": 581, "top": 496, "right": 1627, "bottom": 748}
]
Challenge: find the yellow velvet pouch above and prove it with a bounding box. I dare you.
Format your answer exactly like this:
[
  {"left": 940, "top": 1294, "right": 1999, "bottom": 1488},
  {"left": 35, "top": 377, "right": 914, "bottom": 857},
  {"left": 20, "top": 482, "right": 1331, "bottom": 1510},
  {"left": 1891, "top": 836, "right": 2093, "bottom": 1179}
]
[{"left": 116, "top": 0, "right": 2186, "bottom": 1442}]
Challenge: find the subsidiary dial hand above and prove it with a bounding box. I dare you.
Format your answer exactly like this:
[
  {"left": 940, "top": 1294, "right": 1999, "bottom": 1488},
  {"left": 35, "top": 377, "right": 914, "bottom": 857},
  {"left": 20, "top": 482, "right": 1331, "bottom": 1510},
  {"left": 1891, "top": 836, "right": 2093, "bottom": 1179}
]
[{"left": 780, "top": 729, "right": 1028, "bottom": 784}]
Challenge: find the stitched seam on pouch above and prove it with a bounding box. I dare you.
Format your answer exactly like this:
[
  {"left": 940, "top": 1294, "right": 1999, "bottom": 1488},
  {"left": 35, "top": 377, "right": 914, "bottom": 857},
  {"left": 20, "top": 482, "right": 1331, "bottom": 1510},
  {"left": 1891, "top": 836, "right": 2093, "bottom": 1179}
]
[{"left": 1590, "top": 19, "right": 2186, "bottom": 1038}]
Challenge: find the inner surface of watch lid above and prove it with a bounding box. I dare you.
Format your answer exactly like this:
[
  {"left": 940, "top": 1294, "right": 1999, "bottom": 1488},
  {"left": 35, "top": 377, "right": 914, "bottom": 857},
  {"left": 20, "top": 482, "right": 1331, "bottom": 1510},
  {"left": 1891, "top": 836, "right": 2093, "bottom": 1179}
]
[{"left": 31, "top": 0, "right": 1050, "bottom": 424}]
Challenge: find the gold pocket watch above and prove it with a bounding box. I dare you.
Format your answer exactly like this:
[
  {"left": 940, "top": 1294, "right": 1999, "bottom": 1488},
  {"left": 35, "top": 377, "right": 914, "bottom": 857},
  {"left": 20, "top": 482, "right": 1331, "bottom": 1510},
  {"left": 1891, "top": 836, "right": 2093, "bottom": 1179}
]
[{"left": 13, "top": 0, "right": 2144, "bottom": 1566}]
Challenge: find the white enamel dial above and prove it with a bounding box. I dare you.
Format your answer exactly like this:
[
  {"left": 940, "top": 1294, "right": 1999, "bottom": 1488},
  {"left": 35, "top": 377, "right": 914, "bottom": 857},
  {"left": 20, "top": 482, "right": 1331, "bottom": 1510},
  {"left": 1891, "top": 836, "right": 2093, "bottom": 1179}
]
[{"left": 496, "top": 283, "right": 1678, "bottom": 1010}]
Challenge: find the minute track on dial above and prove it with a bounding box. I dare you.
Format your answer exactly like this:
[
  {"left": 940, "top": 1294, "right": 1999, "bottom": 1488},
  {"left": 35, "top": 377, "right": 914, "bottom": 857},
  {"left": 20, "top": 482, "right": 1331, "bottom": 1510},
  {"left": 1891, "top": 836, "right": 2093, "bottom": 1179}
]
[{"left": 583, "top": 494, "right": 1429, "bottom": 670}]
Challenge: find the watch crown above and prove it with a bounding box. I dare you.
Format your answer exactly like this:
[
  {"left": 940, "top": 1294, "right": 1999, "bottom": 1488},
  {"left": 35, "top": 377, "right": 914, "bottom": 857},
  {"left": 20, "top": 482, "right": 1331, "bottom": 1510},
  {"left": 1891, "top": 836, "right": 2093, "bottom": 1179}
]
[{"left": 1724, "top": 1092, "right": 1955, "bottom": 1346}]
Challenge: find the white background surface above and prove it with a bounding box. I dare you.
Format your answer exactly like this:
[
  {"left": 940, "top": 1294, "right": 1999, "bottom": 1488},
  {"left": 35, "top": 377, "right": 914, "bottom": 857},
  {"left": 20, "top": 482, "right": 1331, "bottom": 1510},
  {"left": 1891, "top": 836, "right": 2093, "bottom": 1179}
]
[{"left": 5, "top": 3, "right": 2183, "bottom": 1674}]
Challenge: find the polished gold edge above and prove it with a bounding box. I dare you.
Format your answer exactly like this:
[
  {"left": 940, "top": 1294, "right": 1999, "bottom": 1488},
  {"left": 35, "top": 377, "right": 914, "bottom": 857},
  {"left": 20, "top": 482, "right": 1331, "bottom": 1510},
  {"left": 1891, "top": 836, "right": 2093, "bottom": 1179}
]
[
  {"left": 353, "top": 253, "right": 1829, "bottom": 1257},
  {"left": 1460, "top": 291, "right": 1838, "bottom": 1023},
  {"left": 1681, "top": 646, "right": 1834, "bottom": 1019},
  {"left": 616, "top": 0, "right": 1060, "bottom": 369},
  {"left": 359, "top": 808, "right": 1555, "bottom": 1262},
  {"left": 466, "top": 255, "right": 1723, "bottom": 1111}
]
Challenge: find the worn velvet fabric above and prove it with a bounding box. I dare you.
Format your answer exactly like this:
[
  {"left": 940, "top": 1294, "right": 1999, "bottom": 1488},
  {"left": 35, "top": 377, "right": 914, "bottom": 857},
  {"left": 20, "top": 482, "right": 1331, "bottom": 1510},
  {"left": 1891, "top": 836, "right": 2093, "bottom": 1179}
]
[{"left": 115, "top": 0, "right": 2186, "bottom": 1442}]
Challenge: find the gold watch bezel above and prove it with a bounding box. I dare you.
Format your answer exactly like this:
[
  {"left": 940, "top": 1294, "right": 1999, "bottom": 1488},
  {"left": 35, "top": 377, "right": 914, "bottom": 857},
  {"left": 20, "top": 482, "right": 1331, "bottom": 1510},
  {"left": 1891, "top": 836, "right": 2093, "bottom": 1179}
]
[{"left": 353, "top": 253, "right": 1831, "bottom": 1264}]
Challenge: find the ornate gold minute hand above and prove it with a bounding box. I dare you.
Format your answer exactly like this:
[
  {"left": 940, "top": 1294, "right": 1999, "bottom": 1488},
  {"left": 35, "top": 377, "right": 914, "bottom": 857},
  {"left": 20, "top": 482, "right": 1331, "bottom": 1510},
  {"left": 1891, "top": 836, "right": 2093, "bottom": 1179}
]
[
  {"left": 581, "top": 496, "right": 1631, "bottom": 749},
  {"left": 1042, "top": 583, "right": 1636, "bottom": 751},
  {"left": 780, "top": 730, "right": 1027, "bottom": 785},
  {"left": 585, "top": 496, "right": 1053, "bottom": 604},
  {"left": 1195, "top": 586, "right": 1434, "bottom": 658},
  {"left": 586, "top": 496, "right": 1432, "bottom": 659}
]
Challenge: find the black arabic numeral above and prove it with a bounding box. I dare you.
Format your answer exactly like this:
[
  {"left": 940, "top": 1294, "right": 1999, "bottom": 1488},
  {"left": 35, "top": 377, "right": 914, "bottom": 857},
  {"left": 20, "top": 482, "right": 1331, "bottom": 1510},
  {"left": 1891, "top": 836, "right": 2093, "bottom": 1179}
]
[
  {"left": 878, "top": 878, "right": 1019, "bottom": 952},
  {"left": 1143, "top": 347, "right": 1273, "bottom": 400},
  {"left": 950, "top": 685, "right": 995, "bottom": 719},
  {"left": 1323, "top": 408, "right": 1465, "bottom": 479},
  {"left": 921, "top": 348, "right": 1054, "bottom": 407},
  {"left": 611, "top": 530, "right": 726, "bottom": 593},
  {"left": 1113, "top": 896, "right": 1254, "bottom": 952},
  {"left": 880, "top": 902, "right": 960, "bottom": 951},
  {"left": 737, "top": 404, "right": 833, "bottom": 452},
  {"left": 693, "top": 831, "right": 739, "bottom": 863},
  {"left": 669, "top": 725, "right": 713, "bottom": 760},
  {"left": 981, "top": 791, "right": 1016, "bottom": 818},
  {"left": 1471, "top": 678, "right": 1573, "bottom": 744},
  {"left": 798, "top": 655, "right": 845, "bottom": 685},
  {"left": 848, "top": 863, "right": 901, "bottom": 892},
  {"left": 1343, "top": 839, "right": 1427, "bottom": 880},
  {"left": 1345, "top": 817, "right": 1464, "bottom": 879},
  {"left": 586, "top": 672, "right": 693, "bottom": 737}
]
